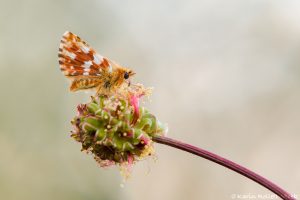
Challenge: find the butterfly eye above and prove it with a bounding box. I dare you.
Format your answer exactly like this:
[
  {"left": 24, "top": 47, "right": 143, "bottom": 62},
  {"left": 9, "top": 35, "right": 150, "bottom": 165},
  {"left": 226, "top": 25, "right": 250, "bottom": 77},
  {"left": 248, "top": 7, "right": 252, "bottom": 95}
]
[{"left": 124, "top": 72, "right": 129, "bottom": 79}]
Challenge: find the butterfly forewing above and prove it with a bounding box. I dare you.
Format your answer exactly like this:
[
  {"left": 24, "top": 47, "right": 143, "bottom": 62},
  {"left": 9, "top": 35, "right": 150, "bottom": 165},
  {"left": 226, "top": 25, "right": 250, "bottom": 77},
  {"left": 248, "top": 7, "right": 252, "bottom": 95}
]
[{"left": 58, "top": 31, "right": 109, "bottom": 77}]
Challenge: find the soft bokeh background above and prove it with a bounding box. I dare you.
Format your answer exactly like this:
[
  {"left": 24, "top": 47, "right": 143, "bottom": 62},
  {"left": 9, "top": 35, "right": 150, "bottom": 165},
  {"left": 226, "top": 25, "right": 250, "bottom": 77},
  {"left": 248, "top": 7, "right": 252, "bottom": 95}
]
[{"left": 0, "top": 0, "right": 299, "bottom": 199}]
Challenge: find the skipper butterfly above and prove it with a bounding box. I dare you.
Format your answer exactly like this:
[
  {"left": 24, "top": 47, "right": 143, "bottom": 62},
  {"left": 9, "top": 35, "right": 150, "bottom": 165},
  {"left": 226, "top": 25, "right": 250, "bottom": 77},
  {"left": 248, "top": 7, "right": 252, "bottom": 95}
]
[{"left": 58, "top": 31, "right": 135, "bottom": 96}]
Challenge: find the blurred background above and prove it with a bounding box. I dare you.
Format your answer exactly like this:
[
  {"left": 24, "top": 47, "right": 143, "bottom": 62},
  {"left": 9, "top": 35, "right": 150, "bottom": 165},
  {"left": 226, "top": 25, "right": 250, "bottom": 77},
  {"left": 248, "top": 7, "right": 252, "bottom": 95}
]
[{"left": 0, "top": 0, "right": 299, "bottom": 199}]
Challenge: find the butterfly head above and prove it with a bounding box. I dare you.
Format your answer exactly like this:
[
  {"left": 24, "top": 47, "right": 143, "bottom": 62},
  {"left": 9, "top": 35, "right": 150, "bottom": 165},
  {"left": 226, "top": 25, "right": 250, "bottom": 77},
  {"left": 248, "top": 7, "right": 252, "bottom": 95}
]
[
  {"left": 123, "top": 69, "right": 135, "bottom": 87},
  {"left": 124, "top": 70, "right": 135, "bottom": 80}
]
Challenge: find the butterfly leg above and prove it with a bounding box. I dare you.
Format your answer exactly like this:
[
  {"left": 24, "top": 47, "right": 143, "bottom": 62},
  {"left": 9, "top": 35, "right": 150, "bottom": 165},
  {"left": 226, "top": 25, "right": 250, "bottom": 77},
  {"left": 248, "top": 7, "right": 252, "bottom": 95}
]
[{"left": 96, "top": 80, "right": 116, "bottom": 96}]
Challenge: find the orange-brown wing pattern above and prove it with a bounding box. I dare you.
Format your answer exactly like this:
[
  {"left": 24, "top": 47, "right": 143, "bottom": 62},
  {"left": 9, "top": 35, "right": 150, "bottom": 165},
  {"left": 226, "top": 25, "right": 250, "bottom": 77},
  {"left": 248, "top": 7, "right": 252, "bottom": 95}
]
[{"left": 58, "top": 31, "right": 111, "bottom": 76}]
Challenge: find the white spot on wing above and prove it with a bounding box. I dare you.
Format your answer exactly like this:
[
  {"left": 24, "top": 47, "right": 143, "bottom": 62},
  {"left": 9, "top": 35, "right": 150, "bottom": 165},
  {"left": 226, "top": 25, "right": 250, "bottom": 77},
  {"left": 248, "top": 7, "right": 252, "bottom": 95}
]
[
  {"left": 93, "top": 53, "right": 103, "bottom": 65},
  {"left": 66, "top": 51, "right": 76, "bottom": 59},
  {"left": 83, "top": 61, "right": 92, "bottom": 68},
  {"left": 83, "top": 72, "right": 89, "bottom": 75},
  {"left": 70, "top": 66, "right": 74, "bottom": 70},
  {"left": 81, "top": 46, "right": 90, "bottom": 54},
  {"left": 63, "top": 31, "right": 70, "bottom": 37},
  {"left": 108, "top": 65, "right": 113, "bottom": 73}
]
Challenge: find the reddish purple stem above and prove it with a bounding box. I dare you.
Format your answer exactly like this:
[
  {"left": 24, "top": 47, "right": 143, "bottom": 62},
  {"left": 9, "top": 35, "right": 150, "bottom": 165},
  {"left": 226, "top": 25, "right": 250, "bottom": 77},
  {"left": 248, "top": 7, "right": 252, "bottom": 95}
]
[{"left": 152, "top": 135, "right": 296, "bottom": 200}]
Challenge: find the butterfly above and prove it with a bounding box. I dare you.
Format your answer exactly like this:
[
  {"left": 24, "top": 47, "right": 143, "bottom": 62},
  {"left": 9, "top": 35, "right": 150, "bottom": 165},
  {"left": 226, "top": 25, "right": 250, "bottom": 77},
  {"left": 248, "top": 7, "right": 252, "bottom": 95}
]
[{"left": 58, "top": 31, "right": 135, "bottom": 96}]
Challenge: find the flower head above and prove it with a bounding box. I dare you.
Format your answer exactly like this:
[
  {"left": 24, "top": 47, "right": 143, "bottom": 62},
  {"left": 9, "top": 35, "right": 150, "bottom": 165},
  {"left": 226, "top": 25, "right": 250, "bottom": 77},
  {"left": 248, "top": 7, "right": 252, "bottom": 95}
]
[{"left": 70, "top": 85, "right": 167, "bottom": 177}]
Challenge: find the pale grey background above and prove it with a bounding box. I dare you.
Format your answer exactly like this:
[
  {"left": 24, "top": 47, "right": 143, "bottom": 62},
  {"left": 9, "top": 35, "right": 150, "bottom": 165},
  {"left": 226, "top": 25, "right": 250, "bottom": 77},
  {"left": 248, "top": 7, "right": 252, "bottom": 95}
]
[{"left": 0, "top": 0, "right": 299, "bottom": 199}]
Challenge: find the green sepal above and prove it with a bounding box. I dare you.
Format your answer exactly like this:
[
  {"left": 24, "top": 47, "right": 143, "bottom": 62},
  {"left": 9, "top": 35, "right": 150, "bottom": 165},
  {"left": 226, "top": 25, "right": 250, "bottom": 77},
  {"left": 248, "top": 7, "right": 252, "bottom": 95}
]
[
  {"left": 84, "top": 117, "right": 103, "bottom": 129},
  {"left": 95, "top": 128, "right": 106, "bottom": 141},
  {"left": 87, "top": 102, "right": 100, "bottom": 114}
]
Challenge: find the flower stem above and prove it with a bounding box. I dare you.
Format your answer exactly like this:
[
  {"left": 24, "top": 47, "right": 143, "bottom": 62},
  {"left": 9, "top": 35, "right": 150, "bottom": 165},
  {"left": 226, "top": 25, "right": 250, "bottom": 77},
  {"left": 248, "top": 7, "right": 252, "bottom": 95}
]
[{"left": 152, "top": 135, "right": 296, "bottom": 200}]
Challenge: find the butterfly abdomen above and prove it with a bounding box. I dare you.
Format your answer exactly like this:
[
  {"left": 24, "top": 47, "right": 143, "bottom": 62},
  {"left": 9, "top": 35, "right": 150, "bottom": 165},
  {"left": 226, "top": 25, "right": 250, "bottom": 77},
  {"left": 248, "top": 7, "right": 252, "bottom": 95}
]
[{"left": 70, "top": 78, "right": 102, "bottom": 91}]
